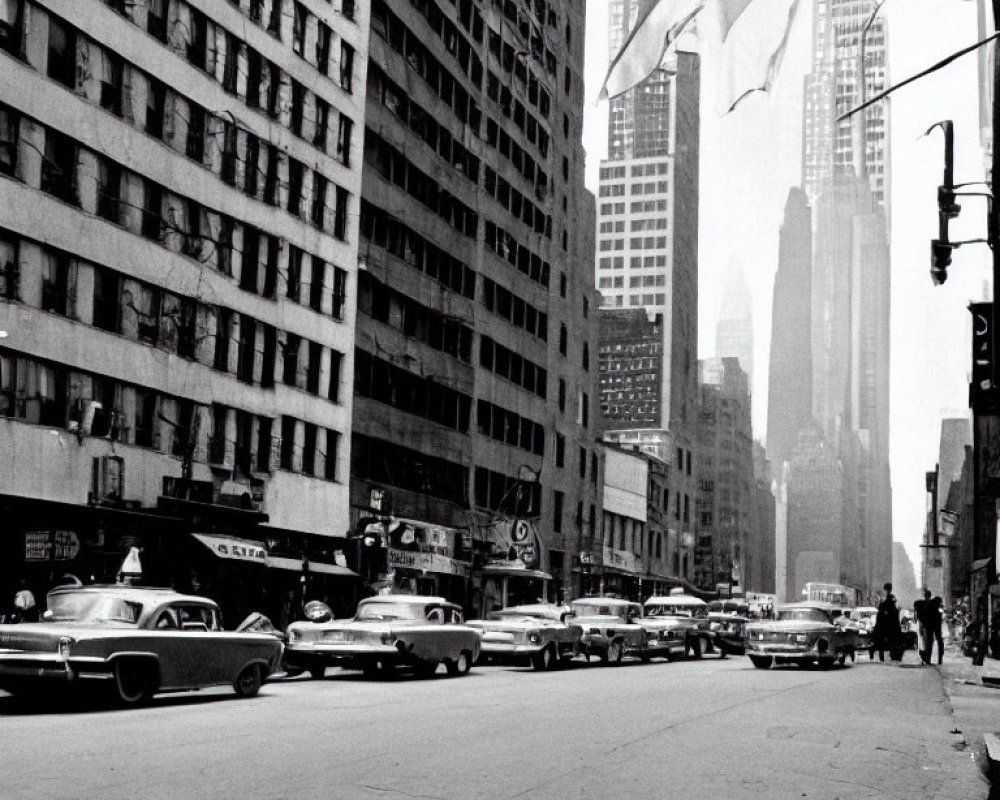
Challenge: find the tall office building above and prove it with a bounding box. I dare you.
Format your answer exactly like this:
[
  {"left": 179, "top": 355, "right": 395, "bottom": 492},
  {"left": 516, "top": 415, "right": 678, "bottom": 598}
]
[
  {"left": 354, "top": 1, "right": 601, "bottom": 608},
  {"left": 773, "top": 0, "right": 893, "bottom": 599},
  {"left": 597, "top": 2, "right": 700, "bottom": 576},
  {"left": 766, "top": 187, "right": 813, "bottom": 472},
  {"left": 802, "top": 0, "right": 889, "bottom": 211},
  {"left": 0, "top": 0, "right": 366, "bottom": 622}
]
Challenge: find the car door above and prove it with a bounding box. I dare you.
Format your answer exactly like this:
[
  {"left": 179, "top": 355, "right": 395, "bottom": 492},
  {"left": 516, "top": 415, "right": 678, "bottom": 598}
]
[{"left": 167, "top": 603, "right": 226, "bottom": 687}]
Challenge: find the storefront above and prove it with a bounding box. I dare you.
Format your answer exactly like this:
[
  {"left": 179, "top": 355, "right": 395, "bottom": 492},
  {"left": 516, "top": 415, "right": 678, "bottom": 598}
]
[
  {"left": 385, "top": 548, "right": 472, "bottom": 607},
  {"left": 475, "top": 563, "right": 552, "bottom": 617}
]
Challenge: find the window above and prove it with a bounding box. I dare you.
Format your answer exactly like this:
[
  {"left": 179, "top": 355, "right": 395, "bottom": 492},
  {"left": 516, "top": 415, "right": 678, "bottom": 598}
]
[
  {"left": 141, "top": 180, "right": 162, "bottom": 240},
  {"left": 555, "top": 434, "right": 564, "bottom": 468},
  {"left": 316, "top": 21, "right": 331, "bottom": 74},
  {"left": 558, "top": 324, "right": 567, "bottom": 355},
  {"left": 244, "top": 133, "right": 260, "bottom": 196},
  {"left": 309, "top": 257, "right": 325, "bottom": 311},
  {"left": 301, "top": 422, "right": 317, "bottom": 475},
  {"left": 214, "top": 307, "right": 232, "bottom": 371},
  {"left": 328, "top": 349, "right": 343, "bottom": 402},
  {"left": 286, "top": 246, "right": 302, "bottom": 302},
  {"left": 342, "top": 0, "right": 355, "bottom": 20},
  {"left": 261, "top": 324, "right": 276, "bottom": 387},
  {"left": 237, "top": 315, "right": 255, "bottom": 383},
  {"left": 99, "top": 52, "right": 123, "bottom": 116},
  {"left": 334, "top": 185, "right": 349, "bottom": 239},
  {"left": 280, "top": 416, "right": 296, "bottom": 469},
  {"left": 292, "top": 2, "right": 307, "bottom": 56},
  {"left": 41, "top": 250, "right": 70, "bottom": 316},
  {"left": 246, "top": 50, "right": 263, "bottom": 108},
  {"left": 266, "top": 62, "right": 281, "bottom": 119},
  {"left": 582, "top": 342, "right": 589, "bottom": 371},
  {"left": 92, "top": 268, "right": 119, "bottom": 331},
  {"left": 336, "top": 114, "right": 353, "bottom": 166},
  {"left": 223, "top": 32, "right": 241, "bottom": 93},
  {"left": 0, "top": 0, "right": 24, "bottom": 56},
  {"left": 186, "top": 102, "right": 206, "bottom": 162},
  {"left": 47, "top": 16, "right": 75, "bottom": 88},
  {"left": 306, "top": 341, "right": 321, "bottom": 393},
  {"left": 313, "top": 98, "right": 330, "bottom": 150},
  {"left": 96, "top": 157, "right": 121, "bottom": 223},
  {"left": 221, "top": 122, "right": 237, "bottom": 185},
  {"left": 332, "top": 267, "right": 347, "bottom": 320},
  {"left": 263, "top": 145, "right": 280, "bottom": 205},
  {"left": 340, "top": 41, "right": 354, "bottom": 92},
  {"left": 187, "top": 8, "right": 208, "bottom": 71},
  {"left": 145, "top": 79, "right": 166, "bottom": 139},
  {"left": 287, "top": 158, "right": 304, "bottom": 216},
  {"left": 268, "top": 0, "right": 283, "bottom": 37},
  {"left": 578, "top": 447, "right": 586, "bottom": 479},
  {"left": 290, "top": 80, "right": 305, "bottom": 136},
  {"left": 324, "top": 429, "right": 340, "bottom": 480},
  {"left": 241, "top": 226, "right": 260, "bottom": 293},
  {"left": 40, "top": 129, "right": 78, "bottom": 205},
  {"left": 553, "top": 490, "right": 563, "bottom": 533},
  {"left": 256, "top": 417, "right": 273, "bottom": 472},
  {"left": 0, "top": 104, "right": 16, "bottom": 176},
  {"left": 558, "top": 378, "right": 565, "bottom": 413},
  {"left": 147, "top": 0, "right": 169, "bottom": 42},
  {"left": 311, "top": 174, "right": 327, "bottom": 228},
  {"left": 133, "top": 389, "right": 157, "bottom": 447},
  {"left": 283, "top": 334, "right": 301, "bottom": 386}
]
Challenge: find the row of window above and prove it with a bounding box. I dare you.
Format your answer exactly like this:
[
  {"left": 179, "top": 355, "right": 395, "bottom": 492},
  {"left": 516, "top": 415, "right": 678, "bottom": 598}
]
[
  {"left": 598, "top": 275, "right": 667, "bottom": 289},
  {"left": 0, "top": 103, "right": 351, "bottom": 314},
  {"left": 598, "top": 162, "right": 668, "bottom": 181},
  {"left": 0, "top": 347, "right": 341, "bottom": 481},
  {"left": 354, "top": 349, "right": 472, "bottom": 434},
  {"left": 0, "top": 229, "right": 346, "bottom": 401},
  {"left": 359, "top": 201, "right": 478, "bottom": 299},
  {"left": 352, "top": 432, "right": 468, "bottom": 508},
  {"left": 364, "top": 128, "right": 479, "bottom": 240},
  {"left": 491, "top": 0, "right": 561, "bottom": 76},
  {"left": 372, "top": 0, "right": 483, "bottom": 134},
  {"left": 367, "top": 66, "right": 479, "bottom": 189},
  {"left": 598, "top": 237, "right": 668, "bottom": 252},
  {"left": 486, "top": 31, "right": 551, "bottom": 119},
  {"left": 358, "top": 272, "right": 474, "bottom": 363},
  {"left": 483, "top": 166, "right": 550, "bottom": 238},
  {"left": 476, "top": 399, "right": 545, "bottom": 457},
  {"left": 479, "top": 336, "right": 547, "bottom": 400},
  {"left": 481, "top": 277, "right": 547, "bottom": 342},
  {"left": 598, "top": 255, "right": 668, "bottom": 270},
  {"left": 599, "top": 294, "right": 668, "bottom": 308},
  {"left": 485, "top": 69, "right": 551, "bottom": 160},
  {"left": 483, "top": 221, "right": 551, "bottom": 289}
]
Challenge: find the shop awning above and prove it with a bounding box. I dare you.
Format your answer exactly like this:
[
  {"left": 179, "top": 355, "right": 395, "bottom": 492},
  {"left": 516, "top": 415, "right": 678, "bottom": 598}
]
[
  {"left": 191, "top": 534, "right": 357, "bottom": 577},
  {"left": 480, "top": 566, "right": 552, "bottom": 581}
]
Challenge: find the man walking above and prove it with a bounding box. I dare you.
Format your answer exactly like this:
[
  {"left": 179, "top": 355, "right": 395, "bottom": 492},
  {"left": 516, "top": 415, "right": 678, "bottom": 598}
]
[{"left": 917, "top": 588, "right": 944, "bottom": 665}]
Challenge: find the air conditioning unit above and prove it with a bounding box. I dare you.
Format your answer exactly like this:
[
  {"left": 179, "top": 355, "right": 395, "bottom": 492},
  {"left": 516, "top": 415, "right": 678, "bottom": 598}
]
[{"left": 89, "top": 455, "right": 124, "bottom": 506}]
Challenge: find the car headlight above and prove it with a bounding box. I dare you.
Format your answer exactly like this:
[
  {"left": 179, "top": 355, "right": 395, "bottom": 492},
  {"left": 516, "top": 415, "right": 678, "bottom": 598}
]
[
  {"left": 380, "top": 632, "right": 395, "bottom": 645},
  {"left": 795, "top": 634, "right": 808, "bottom": 644},
  {"left": 58, "top": 637, "right": 73, "bottom": 661},
  {"left": 527, "top": 631, "right": 541, "bottom": 644},
  {"left": 288, "top": 629, "right": 301, "bottom": 642}
]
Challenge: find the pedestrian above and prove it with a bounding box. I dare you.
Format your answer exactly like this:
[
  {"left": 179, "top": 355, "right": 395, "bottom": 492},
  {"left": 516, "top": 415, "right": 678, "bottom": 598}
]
[
  {"left": 13, "top": 579, "right": 37, "bottom": 623},
  {"left": 916, "top": 588, "right": 944, "bottom": 665},
  {"left": 872, "top": 583, "right": 901, "bottom": 662}
]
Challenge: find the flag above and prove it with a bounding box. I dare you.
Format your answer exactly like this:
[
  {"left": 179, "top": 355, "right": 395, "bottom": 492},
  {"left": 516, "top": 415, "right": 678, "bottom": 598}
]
[
  {"left": 709, "top": 0, "right": 803, "bottom": 112},
  {"left": 599, "top": 0, "right": 704, "bottom": 100}
]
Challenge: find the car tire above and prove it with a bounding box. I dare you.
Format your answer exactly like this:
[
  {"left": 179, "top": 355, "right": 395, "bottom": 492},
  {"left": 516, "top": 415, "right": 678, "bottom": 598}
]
[
  {"left": 415, "top": 659, "right": 439, "bottom": 678},
  {"left": 308, "top": 662, "right": 327, "bottom": 680},
  {"left": 604, "top": 640, "right": 623, "bottom": 665},
  {"left": 113, "top": 659, "right": 155, "bottom": 705},
  {"left": 446, "top": 650, "right": 472, "bottom": 676},
  {"left": 688, "top": 637, "right": 703, "bottom": 659},
  {"left": 749, "top": 655, "right": 772, "bottom": 670},
  {"left": 531, "top": 645, "right": 555, "bottom": 671},
  {"left": 234, "top": 664, "right": 262, "bottom": 698},
  {"left": 836, "top": 651, "right": 848, "bottom": 667}
]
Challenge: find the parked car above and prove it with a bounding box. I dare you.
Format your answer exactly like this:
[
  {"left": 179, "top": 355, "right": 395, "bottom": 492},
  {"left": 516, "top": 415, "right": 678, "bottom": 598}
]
[
  {"left": 0, "top": 585, "right": 283, "bottom": 705},
  {"left": 569, "top": 598, "right": 647, "bottom": 665},
  {"left": 707, "top": 612, "right": 749, "bottom": 656},
  {"left": 467, "top": 603, "right": 582, "bottom": 670},
  {"left": 283, "top": 595, "right": 480, "bottom": 679},
  {"left": 744, "top": 602, "right": 859, "bottom": 669},
  {"left": 643, "top": 594, "right": 716, "bottom": 657}
]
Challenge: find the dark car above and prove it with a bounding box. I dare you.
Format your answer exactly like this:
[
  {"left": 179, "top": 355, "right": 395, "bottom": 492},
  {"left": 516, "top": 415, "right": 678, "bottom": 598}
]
[{"left": 708, "top": 612, "right": 749, "bottom": 656}]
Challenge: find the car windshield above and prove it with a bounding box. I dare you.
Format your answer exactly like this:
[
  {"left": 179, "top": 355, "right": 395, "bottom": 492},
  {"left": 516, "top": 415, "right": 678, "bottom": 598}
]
[
  {"left": 46, "top": 593, "right": 143, "bottom": 624},
  {"left": 355, "top": 601, "right": 423, "bottom": 621},
  {"left": 493, "top": 609, "right": 556, "bottom": 621},
  {"left": 777, "top": 607, "right": 831, "bottom": 623},
  {"left": 645, "top": 604, "right": 697, "bottom": 617},
  {"left": 572, "top": 603, "right": 627, "bottom": 619}
]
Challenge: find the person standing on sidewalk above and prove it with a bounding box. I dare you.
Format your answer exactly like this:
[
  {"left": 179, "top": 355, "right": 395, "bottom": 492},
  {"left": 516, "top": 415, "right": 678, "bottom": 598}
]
[
  {"left": 916, "top": 588, "right": 944, "bottom": 665},
  {"left": 872, "top": 583, "right": 902, "bottom": 662}
]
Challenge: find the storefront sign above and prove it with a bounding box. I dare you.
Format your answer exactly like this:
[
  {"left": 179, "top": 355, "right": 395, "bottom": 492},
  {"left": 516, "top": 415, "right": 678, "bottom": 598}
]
[
  {"left": 602, "top": 546, "right": 642, "bottom": 575},
  {"left": 191, "top": 533, "right": 267, "bottom": 563},
  {"left": 24, "top": 531, "right": 80, "bottom": 562},
  {"left": 479, "top": 518, "right": 543, "bottom": 569},
  {"left": 388, "top": 548, "right": 470, "bottom": 578}
]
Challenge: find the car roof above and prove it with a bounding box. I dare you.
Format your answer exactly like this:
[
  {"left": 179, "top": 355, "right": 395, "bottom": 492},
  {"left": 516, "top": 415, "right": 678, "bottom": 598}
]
[
  {"left": 571, "top": 597, "right": 635, "bottom": 607},
  {"left": 360, "top": 594, "right": 458, "bottom": 608},
  {"left": 778, "top": 602, "right": 836, "bottom": 610},
  {"left": 499, "top": 603, "right": 567, "bottom": 614},
  {"left": 644, "top": 595, "right": 707, "bottom": 606},
  {"left": 47, "top": 584, "right": 216, "bottom": 607}
]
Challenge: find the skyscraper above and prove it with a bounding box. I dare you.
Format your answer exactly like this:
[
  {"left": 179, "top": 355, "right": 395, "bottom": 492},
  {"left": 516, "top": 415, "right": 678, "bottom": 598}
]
[
  {"left": 715, "top": 261, "right": 754, "bottom": 386},
  {"left": 774, "top": 0, "right": 893, "bottom": 599},
  {"left": 597, "top": 2, "right": 701, "bottom": 574}
]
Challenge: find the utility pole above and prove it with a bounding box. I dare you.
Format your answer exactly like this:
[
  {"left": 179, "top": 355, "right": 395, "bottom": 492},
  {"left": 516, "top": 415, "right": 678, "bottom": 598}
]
[{"left": 992, "top": 0, "right": 1000, "bottom": 583}]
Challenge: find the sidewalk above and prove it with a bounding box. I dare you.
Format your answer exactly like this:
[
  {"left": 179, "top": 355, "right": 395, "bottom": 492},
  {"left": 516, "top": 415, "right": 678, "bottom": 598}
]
[{"left": 937, "top": 640, "right": 1000, "bottom": 792}]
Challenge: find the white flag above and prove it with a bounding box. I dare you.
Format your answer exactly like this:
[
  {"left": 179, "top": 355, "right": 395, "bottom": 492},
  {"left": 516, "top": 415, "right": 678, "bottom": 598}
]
[
  {"left": 600, "top": 0, "right": 705, "bottom": 100},
  {"left": 710, "top": 0, "right": 802, "bottom": 112}
]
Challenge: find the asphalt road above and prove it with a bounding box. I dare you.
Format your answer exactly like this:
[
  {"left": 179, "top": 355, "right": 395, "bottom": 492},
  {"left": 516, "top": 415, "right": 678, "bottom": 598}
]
[{"left": 1, "top": 654, "right": 989, "bottom": 800}]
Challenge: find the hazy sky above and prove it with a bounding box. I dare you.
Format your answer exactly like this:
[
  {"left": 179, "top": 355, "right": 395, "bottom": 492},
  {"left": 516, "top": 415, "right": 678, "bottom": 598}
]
[{"left": 581, "top": 0, "right": 984, "bottom": 573}]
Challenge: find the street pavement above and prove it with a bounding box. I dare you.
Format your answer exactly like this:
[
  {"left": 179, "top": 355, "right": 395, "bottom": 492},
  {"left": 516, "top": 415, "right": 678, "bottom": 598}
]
[{"left": 0, "top": 651, "right": 992, "bottom": 800}]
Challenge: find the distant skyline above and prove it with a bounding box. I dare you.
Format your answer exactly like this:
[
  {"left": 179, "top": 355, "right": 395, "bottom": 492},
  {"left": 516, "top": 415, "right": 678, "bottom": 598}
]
[{"left": 583, "top": 0, "right": 984, "bottom": 572}]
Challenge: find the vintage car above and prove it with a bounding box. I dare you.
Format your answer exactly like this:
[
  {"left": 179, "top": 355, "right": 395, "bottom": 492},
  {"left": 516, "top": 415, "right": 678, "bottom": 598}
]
[
  {"left": 467, "top": 604, "right": 582, "bottom": 670},
  {"left": 744, "top": 602, "right": 859, "bottom": 669},
  {"left": 284, "top": 595, "right": 480, "bottom": 679},
  {"left": 643, "top": 594, "right": 717, "bottom": 657},
  {"left": 0, "top": 585, "right": 283, "bottom": 705},
  {"left": 569, "top": 598, "right": 647, "bottom": 664},
  {"left": 707, "top": 612, "right": 750, "bottom": 656}
]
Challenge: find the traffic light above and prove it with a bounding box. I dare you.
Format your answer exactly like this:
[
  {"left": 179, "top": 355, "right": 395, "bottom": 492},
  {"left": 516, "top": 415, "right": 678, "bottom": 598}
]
[{"left": 930, "top": 239, "right": 952, "bottom": 285}]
